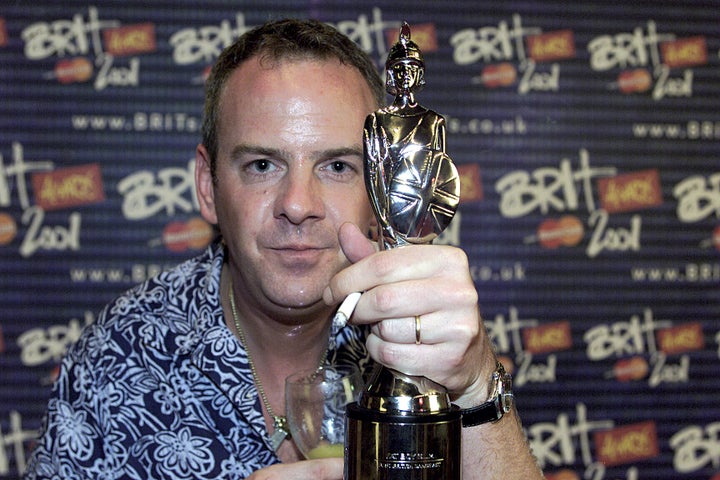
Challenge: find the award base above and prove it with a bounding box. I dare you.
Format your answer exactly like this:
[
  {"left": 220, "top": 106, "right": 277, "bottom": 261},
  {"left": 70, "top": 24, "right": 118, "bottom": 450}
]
[{"left": 344, "top": 401, "right": 462, "bottom": 480}]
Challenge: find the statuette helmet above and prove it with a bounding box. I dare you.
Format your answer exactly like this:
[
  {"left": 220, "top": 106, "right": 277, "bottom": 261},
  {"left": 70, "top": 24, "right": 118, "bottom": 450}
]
[
  {"left": 386, "top": 22, "right": 424, "bottom": 68},
  {"left": 385, "top": 22, "right": 425, "bottom": 94}
]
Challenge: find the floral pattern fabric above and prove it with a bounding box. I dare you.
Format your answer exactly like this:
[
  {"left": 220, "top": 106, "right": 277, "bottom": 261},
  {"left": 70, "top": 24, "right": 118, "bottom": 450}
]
[{"left": 25, "top": 242, "right": 372, "bottom": 479}]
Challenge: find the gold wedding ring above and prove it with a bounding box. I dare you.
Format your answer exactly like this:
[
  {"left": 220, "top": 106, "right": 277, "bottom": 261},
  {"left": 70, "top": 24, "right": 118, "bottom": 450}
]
[{"left": 414, "top": 315, "right": 422, "bottom": 345}]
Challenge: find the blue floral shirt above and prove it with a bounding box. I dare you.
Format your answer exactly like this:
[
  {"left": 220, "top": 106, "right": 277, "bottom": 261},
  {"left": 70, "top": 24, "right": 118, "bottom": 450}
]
[{"left": 25, "top": 242, "right": 372, "bottom": 479}]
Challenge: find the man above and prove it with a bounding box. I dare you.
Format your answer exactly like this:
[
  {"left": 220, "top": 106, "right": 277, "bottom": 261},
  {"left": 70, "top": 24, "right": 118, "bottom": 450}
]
[{"left": 26, "top": 19, "right": 543, "bottom": 479}]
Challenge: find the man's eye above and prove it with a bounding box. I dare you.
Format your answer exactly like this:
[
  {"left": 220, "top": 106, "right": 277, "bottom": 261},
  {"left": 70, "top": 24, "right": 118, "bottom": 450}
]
[
  {"left": 319, "top": 160, "right": 358, "bottom": 180},
  {"left": 241, "top": 159, "right": 279, "bottom": 179},
  {"left": 330, "top": 161, "right": 348, "bottom": 173},
  {"left": 253, "top": 159, "right": 270, "bottom": 171}
]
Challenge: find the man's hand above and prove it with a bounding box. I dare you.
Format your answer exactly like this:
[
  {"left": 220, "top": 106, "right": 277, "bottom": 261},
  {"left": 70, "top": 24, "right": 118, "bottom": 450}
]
[
  {"left": 324, "top": 222, "right": 495, "bottom": 406},
  {"left": 325, "top": 223, "right": 545, "bottom": 479},
  {"left": 247, "top": 458, "right": 343, "bottom": 480}
]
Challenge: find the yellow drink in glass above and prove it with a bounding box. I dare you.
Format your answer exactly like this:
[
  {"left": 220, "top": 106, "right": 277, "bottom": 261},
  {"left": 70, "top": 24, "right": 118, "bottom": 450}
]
[{"left": 306, "top": 442, "right": 344, "bottom": 459}]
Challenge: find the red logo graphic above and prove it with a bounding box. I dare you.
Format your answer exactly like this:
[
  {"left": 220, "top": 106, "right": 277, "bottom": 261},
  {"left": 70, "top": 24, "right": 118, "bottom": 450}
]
[
  {"left": 617, "top": 69, "right": 652, "bottom": 94},
  {"left": 103, "top": 23, "right": 157, "bottom": 56},
  {"left": 526, "top": 215, "right": 584, "bottom": 249},
  {"left": 53, "top": 58, "right": 94, "bottom": 84},
  {"left": 385, "top": 23, "right": 438, "bottom": 53},
  {"left": 0, "top": 212, "right": 17, "bottom": 245},
  {"left": 32, "top": 164, "right": 105, "bottom": 211},
  {"left": 610, "top": 356, "right": 649, "bottom": 382},
  {"left": 594, "top": 421, "right": 659, "bottom": 467},
  {"left": 0, "top": 17, "right": 8, "bottom": 48},
  {"left": 657, "top": 322, "right": 704, "bottom": 355},
  {"left": 597, "top": 169, "right": 662, "bottom": 214},
  {"left": 479, "top": 63, "right": 517, "bottom": 88},
  {"left": 661, "top": 36, "right": 708, "bottom": 69},
  {"left": 457, "top": 163, "right": 483, "bottom": 202},
  {"left": 544, "top": 470, "right": 580, "bottom": 480},
  {"left": 523, "top": 321, "right": 572, "bottom": 354},
  {"left": 527, "top": 30, "right": 576, "bottom": 62},
  {"left": 162, "top": 217, "right": 213, "bottom": 252}
]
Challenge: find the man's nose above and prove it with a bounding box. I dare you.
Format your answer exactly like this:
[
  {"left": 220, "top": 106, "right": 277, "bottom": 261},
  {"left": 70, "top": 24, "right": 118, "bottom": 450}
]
[{"left": 274, "top": 168, "right": 324, "bottom": 224}]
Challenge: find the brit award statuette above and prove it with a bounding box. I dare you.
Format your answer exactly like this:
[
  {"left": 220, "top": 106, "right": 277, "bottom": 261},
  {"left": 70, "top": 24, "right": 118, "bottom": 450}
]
[{"left": 345, "top": 23, "right": 462, "bottom": 480}]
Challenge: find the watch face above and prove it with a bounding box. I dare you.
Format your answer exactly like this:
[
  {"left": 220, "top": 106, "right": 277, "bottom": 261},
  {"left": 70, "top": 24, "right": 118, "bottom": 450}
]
[
  {"left": 461, "top": 364, "right": 514, "bottom": 427},
  {"left": 499, "top": 372, "right": 514, "bottom": 413}
]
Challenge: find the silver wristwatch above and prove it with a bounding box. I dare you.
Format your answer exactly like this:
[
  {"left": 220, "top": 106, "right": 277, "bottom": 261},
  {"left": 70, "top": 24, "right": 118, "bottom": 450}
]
[{"left": 460, "top": 360, "right": 514, "bottom": 427}]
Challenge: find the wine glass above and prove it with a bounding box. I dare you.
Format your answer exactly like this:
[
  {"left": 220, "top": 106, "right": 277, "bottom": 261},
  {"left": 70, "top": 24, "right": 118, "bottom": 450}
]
[{"left": 285, "top": 364, "right": 363, "bottom": 459}]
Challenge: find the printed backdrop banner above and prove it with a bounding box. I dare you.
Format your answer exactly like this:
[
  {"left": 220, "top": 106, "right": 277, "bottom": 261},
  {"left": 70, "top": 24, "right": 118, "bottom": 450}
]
[{"left": 1, "top": 1, "right": 719, "bottom": 479}]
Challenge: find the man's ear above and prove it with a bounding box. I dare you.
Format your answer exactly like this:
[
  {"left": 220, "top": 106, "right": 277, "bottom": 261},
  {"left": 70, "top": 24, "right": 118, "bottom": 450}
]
[{"left": 195, "top": 144, "right": 218, "bottom": 225}]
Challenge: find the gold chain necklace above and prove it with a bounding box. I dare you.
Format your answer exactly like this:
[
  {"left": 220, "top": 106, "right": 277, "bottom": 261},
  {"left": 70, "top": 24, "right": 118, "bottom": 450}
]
[{"left": 228, "top": 280, "right": 329, "bottom": 451}]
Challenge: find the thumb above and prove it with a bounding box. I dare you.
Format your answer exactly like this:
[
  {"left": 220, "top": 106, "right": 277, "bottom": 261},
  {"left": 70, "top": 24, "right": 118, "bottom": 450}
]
[{"left": 338, "top": 222, "right": 377, "bottom": 264}]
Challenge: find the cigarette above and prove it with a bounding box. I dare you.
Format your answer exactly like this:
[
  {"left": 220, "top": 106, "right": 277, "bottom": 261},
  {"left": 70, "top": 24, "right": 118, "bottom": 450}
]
[{"left": 332, "top": 292, "right": 361, "bottom": 329}]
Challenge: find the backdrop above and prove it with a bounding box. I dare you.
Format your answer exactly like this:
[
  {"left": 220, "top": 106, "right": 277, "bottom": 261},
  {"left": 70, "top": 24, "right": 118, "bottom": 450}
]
[{"left": 1, "top": 1, "right": 719, "bottom": 479}]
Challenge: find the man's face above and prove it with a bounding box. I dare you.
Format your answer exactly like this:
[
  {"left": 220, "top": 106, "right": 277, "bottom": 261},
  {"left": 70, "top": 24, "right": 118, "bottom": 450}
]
[{"left": 196, "top": 57, "right": 378, "bottom": 315}]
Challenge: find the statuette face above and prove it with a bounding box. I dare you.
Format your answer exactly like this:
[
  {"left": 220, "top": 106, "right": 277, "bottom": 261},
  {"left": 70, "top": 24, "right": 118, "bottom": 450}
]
[{"left": 363, "top": 22, "right": 460, "bottom": 249}]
